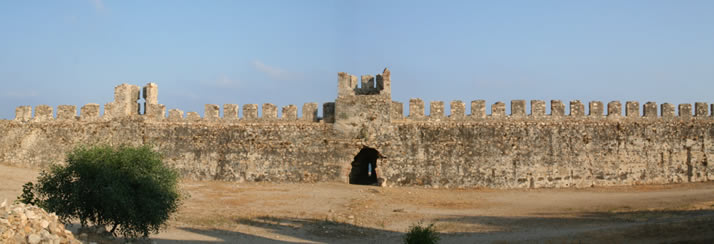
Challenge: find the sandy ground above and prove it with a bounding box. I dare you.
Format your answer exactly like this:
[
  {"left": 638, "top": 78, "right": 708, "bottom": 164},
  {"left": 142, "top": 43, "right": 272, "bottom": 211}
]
[{"left": 2, "top": 163, "right": 713, "bottom": 243}]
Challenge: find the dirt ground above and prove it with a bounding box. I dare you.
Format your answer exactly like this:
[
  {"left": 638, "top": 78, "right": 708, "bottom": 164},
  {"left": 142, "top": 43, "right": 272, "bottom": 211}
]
[{"left": 2, "top": 164, "right": 713, "bottom": 243}]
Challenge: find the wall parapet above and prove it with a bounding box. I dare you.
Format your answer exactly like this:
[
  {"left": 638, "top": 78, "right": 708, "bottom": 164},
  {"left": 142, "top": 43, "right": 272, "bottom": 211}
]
[{"left": 389, "top": 99, "right": 712, "bottom": 122}]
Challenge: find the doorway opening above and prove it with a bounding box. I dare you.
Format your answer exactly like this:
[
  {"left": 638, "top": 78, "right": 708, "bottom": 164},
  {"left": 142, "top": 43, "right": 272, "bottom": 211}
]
[{"left": 349, "top": 147, "right": 380, "bottom": 185}]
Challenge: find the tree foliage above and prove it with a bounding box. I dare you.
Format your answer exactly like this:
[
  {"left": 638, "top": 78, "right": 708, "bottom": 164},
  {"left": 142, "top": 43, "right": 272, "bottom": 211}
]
[
  {"left": 18, "top": 145, "right": 181, "bottom": 238},
  {"left": 403, "top": 221, "right": 441, "bottom": 244}
]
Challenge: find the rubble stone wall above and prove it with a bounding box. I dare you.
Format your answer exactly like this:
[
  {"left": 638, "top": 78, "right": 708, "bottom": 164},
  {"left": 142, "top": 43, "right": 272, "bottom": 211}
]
[{"left": 1, "top": 71, "right": 712, "bottom": 188}]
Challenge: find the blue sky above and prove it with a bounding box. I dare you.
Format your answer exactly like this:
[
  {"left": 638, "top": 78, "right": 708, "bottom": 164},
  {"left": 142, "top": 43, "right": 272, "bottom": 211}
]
[{"left": 1, "top": 0, "right": 713, "bottom": 119}]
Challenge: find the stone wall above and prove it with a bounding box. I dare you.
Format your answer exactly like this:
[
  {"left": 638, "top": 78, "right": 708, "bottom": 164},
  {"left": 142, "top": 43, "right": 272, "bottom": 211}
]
[{"left": 1, "top": 73, "right": 712, "bottom": 188}]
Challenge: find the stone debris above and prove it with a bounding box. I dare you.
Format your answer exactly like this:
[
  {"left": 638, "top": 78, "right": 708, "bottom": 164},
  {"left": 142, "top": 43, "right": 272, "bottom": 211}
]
[{"left": 0, "top": 200, "right": 80, "bottom": 244}]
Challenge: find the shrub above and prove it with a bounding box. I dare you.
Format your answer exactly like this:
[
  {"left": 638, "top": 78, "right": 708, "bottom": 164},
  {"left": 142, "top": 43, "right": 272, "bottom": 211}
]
[
  {"left": 403, "top": 221, "right": 441, "bottom": 244},
  {"left": 18, "top": 145, "right": 181, "bottom": 238}
]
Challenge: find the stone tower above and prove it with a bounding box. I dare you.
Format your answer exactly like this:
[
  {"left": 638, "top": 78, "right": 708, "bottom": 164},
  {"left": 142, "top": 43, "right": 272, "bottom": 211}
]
[{"left": 333, "top": 68, "right": 392, "bottom": 140}]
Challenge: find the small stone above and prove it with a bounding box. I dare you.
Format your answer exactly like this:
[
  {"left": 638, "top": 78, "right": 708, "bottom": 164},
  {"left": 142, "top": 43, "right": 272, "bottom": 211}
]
[
  {"left": 27, "top": 234, "right": 41, "bottom": 244},
  {"left": 348, "top": 215, "right": 354, "bottom": 219},
  {"left": 40, "top": 220, "right": 49, "bottom": 229}
]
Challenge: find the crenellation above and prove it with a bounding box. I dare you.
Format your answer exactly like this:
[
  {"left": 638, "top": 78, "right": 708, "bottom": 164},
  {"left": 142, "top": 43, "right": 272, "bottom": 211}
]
[
  {"left": 282, "top": 105, "right": 298, "bottom": 120},
  {"left": 186, "top": 112, "right": 201, "bottom": 121},
  {"left": 449, "top": 100, "right": 465, "bottom": 118},
  {"left": 142, "top": 83, "right": 165, "bottom": 119},
  {"left": 223, "top": 104, "right": 239, "bottom": 120},
  {"left": 589, "top": 101, "right": 603, "bottom": 117},
  {"left": 205, "top": 104, "right": 220, "bottom": 120},
  {"left": 470, "top": 100, "right": 486, "bottom": 118},
  {"left": 695, "top": 102, "right": 708, "bottom": 117},
  {"left": 263, "top": 103, "right": 278, "bottom": 120},
  {"left": 607, "top": 101, "right": 621, "bottom": 117},
  {"left": 491, "top": 102, "right": 505, "bottom": 117},
  {"left": 145, "top": 104, "right": 166, "bottom": 120},
  {"left": 33, "top": 105, "right": 53, "bottom": 121},
  {"left": 530, "top": 100, "right": 545, "bottom": 116},
  {"left": 550, "top": 100, "right": 564, "bottom": 116},
  {"left": 409, "top": 98, "right": 425, "bottom": 118},
  {"left": 679, "top": 104, "right": 692, "bottom": 118},
  {"left": 323, "top": 102, "right": 335, "bottom": 123},
  {"left": 377, "top": 68, "right": 391, "bottom": 96},
  {"left": 569, "top": 100, "right": 584, "bottom": 117},
  {"left": 391, "top": 101, "right": 404, "bottom": 120},
  {"left": 511, "top": 100, "right": 526, "bottom": 117},
  {"left": 429, "top": 101, "right": 444, "bottom": 118},
  {"left": 337, "top": 72, "right": 354, "bottom": 97},
  {"left": 626, "top": 101, "right": 639, "bottom": 117},
  {"left": 359, "top": 75, "right": 375, "bottom": 94},
  {"left": 168, "top": 109, "right": 184, "bottom": 121},
  {"left": 643, "top": 102, "right": 658, "bottom": 118},
  {"left": 661, "top": 103, "right": 675, "bottom": 118},
  {"left": 243, "top": 104, "right": 259, "bottom": 120},
  {"left": 107, "top": 84, "right": 141, "bottom": 118},
  {"left": 14, "top": 106, "right": 32, "bottom": 122},
  {"left": 56, "top": 105, "right": 77, "bottom": 120},
  {"left": 302, "top": 103, "right": 318, "bottom": 122}
]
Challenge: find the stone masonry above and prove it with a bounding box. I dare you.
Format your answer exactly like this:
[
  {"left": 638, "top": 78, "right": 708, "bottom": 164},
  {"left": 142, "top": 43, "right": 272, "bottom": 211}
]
[{"left": 0, "top": 69, "right": 712, "bottom": 189}]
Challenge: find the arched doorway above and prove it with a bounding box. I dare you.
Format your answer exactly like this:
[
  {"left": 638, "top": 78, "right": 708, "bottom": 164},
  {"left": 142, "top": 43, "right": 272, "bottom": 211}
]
[{"left": 349, "top": 147, "right": 380, "bottom": 185}]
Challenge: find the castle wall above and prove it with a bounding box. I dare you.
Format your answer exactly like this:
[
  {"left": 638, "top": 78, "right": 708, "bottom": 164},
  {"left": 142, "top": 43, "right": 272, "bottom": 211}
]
[{"left": 1, "top": 78, "right": 712, "bottom": 188}]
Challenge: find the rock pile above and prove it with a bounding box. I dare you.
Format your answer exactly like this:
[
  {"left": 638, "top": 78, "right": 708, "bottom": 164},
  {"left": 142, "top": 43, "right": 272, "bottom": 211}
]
[{"left": 0, "top": 200, "right": 80, "bottom": 244}]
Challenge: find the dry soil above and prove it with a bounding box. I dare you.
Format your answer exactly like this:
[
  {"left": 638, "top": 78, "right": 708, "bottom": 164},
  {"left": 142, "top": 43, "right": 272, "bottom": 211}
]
[{"left": 1, "top": 163, "right": 713, "bottom": 243}]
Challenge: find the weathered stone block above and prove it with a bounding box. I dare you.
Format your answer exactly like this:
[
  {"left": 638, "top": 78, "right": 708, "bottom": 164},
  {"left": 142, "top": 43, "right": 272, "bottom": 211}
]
[
  {"left": 607, "top": 101, "right": 621, "bottom": 117},
  {"left": 643, "top": 102, "right": 657, "bottom": 118},
  {"left": 243, "top": 104, "right": 258, "bottom": 120},
  {"left": 109, "top": 84, "right": 141, "bottom": 118},
  {"left": 511, "top": 100, "right": 526, "bottom": 116},
  {"left": 661, "top": 103, "right": 675, "bottom": 118},
  {"left": 491, "top": 102, "right": 505, "bottom": 117},
  {"left": 430, "top": 101, "right": 444, "bottom": 118},
  {"left": 570, "top": 100, "right": 584, "bottom": 117},
  {"left": 679, "top": 104, "right": 692, "bottom": 118},
  {"left": 262, "top": 103, "right": 278, "bottom": 120},
  {"left": 168, "top": 109, "right": 184, "bottom": 121},
  {"left": 450, "top": 100, "right": 465, "bottom": 118},
  {"left": 145, "top": 104, "right": 166, "bottom": 120},
  {"left": 33, "top": 105, "right": 53, "bottom": 121},
  {"left": 337, "top": 72, "right": 355, "bottom": 97},
  {"left": 376, "top": 68, "right": 391, "bottom": 95},
  {"left": 360, "top": 75, "right": 375, "bottom": 94},
  {"left": 551, "top": 100, "right": 564, "bottom": 116},
  {"left": 626, "top": 101, "right": 639, "bottom": 117},
  {"left": 391, "top": 101, "right": 403, "bottom": 120},
  {"left": 186, "top": 112, "right": 201, "bottom": 121},
  {"left": 80, "top": 104, "right": 100, "bottom": 121},
  {"left": 409, "top": 98, "right": 424, "bottom": 118},
  {"left": 302, "top": 103, "right": 318, "bottom": 122},
  {"left": 223, "top": 104, "right": 239, "bottom": 120},
  {"left": 57, "top": 105, "right": 77, "bottom": 120},
  {"left": 323, "top": 102, "right": 335, "bottom": 123},
  {"left": 282, "top": 105, "right": 297, "bottom": 120},
  {"left": 142, "top": 82, "right": 158, "bottom": 104},
  {"left": 530, "top": 100, "right": 545, "bottom": 116},
  {"left": 204, "top": 104, "right": 220, "bottom": 120},
  {"left": 14, "top": 106, "right": 32, "bottom": 122},
  {"left": 471, "top": 100, "right": 486, "bottom": 118},
  {"left": 589, "top": 101, "right": 603, "bottom": 117},
  {"left": 695, "top": 102, "right": 708, "bottom": 117}
]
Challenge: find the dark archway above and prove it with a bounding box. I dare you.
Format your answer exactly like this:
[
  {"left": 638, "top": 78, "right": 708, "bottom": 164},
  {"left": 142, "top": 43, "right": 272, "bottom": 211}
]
[{"left": 349, "top": 147, "right": 380, "bottom": 185}]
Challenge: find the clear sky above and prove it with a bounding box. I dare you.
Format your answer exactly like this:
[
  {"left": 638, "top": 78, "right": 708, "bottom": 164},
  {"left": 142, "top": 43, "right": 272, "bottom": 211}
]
[{"left": 1, "top": 0, "right": 713, "bottom": 119}]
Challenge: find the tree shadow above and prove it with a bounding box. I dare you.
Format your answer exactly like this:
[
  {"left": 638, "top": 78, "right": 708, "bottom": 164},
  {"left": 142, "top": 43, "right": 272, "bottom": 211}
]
[{"left": 147, "top": 209, "right": 714, "bottom": 243}]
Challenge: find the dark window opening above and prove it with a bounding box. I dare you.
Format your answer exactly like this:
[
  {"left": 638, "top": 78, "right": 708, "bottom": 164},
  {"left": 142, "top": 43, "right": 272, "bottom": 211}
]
[{"left": 349, "top": 147, "right": 380, "bottom": 185}]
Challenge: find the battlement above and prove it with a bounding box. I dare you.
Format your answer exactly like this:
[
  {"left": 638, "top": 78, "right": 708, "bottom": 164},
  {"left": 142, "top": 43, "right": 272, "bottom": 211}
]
[
  {"left": 12, "top": 83, "right": 332, "bottom": 123},
  {"left": 394, "top": 99, "right": 712, "bottom": 121},
  {"left": 337, "top": 68, "right": 391, "bottom": 98}
]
